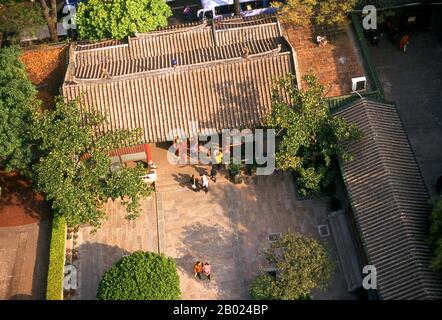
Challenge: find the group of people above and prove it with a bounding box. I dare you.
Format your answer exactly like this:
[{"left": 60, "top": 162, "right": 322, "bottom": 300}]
[
  {"left": 189, "top": 148, "right": 223, "bottom": 193},
  {"left": 193, "top": 261, "right": 211, "bottom": 280},
  {"left": 384, "top": 17, "right": 410, "bottom": 53},
  {"left": 190, "top": 173, "right": 210, "bottom": 193}
]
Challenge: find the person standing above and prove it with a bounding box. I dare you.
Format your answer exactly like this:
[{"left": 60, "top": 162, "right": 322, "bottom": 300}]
[
  {"left": 194, "top": 261, "right": 203, "bottom": 279},
  {"left": 200, "top": 173, "right": 209, "bottom": 194},
  {"left": 203, "top": 262, "right": 211, "bottom": 281},
  {"left": 183, "top": 6, "right": 191, "bottom": 22},
  {"left": 400, "top": 34, "right": 409, "bottom": 53},
  {"left": 210, "top": 166, "right": 217, "bottom": 183},
  {"left": 190, "top": 174, "right": 199, "bottom": 192}
]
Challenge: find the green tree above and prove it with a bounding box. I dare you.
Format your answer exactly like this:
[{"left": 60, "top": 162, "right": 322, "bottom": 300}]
[
  {"left": 0, "top": 0, "right": 45, "bottom": 43},
  {"left": 0, "top": 46, "right": 36, "bottom": 174},
  {"left": 429, "top": 199, "right": 442, "bottom": 271},
  {"left": 31, "top": 97, "right": 153, "bottom": 228},
  {"left": 250, "top": 232, "right": 333, "bottom": 300},
  {"left": 273, "top": 0, "right": 357, "bottom": 26},
  {"left": 76, "top": 0, "right": 172, "bottom": 40},
  {"left": 266, "top": 73, "right": 360, "bottom": 197},
  {"left": 97, "top": 251, "right": 181, "bottom": 300}
]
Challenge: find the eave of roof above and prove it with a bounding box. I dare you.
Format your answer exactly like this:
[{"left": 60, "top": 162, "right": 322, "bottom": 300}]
[{"left": 334, "top": 98, "right": 442, "bottom": 300}]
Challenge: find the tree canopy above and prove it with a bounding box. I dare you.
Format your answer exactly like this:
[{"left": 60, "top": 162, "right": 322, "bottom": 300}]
[
  {"left": 0, "top": 0, "right": 45, "bottom": 42},
  {"left": 250, "top": 232, "right": 334, "bottom": 300},
  {"left": 266, "top": 73, "right": 360, "bottom": 197},
  {"left": 31, "top": 97, "right": 153, "bottom": 228},
  {"left": 76, "top": 0, "right": 172, "bottom": 40},
  {"left": 0, "top": 46, "right": 36, "bottom": 174},
  {"left": 429, "top": 199, "right": 442, "bottom": 272},
  {"left": 273, "top": 0, "right": 357, "bottom": 26},
  {"left": 97, "top": 251, "right": 181, "bottom": 300}
]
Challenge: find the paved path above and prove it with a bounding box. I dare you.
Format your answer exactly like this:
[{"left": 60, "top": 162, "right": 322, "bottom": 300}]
[
  {"left": 72, "top": 197, "right": 158, "bottom": 300},
  {"left": 0, "top": 220, "right": 50, "bottom": 299},
  {"left": 369, "top": 32, "right": 442, "bottom": 196}
]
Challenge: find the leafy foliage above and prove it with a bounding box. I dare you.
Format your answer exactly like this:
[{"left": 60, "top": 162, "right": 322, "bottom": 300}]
[
  {"left": 273, "top": 0, "right": 357, "bottom": 26},
  {"left": 429, "top": 199, "right": 442, "bottom": 272},
  {"left": 249, "top": 274, "right": 279, "bottom": 300},
  {"left": 0, "top": 46, "right": 37, "bottom": 174},
  {"left": 31, "top": 97, "right": 153, "bottom": 228},
  {"left": 46, "top": 216, "right": 66, "bottom": 300},
  {"left": 0, "top": 0, "right": 45, "bottom": 41},
  {"left": 77, "top": 0, "right": 172, "bottom": 40},
  {"left": 266, "top": 73, "right": 360, "bottom": 197},
  {"left": 250, "top": 232, "right": 333, "bottom": 300},
  {"left": 97, "top": 251, "right": 181, "bottom": 300}
]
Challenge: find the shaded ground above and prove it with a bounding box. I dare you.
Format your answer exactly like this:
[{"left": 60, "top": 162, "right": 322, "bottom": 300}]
[
  {"left": 368, "top": 32, "right": 442, "bottom": 196},
  {"left": 20, "top": 45, "right": 68, "bottom": 108},
  {"left": 153, "top": 145, "right": 355, "bottom": 300},
  {"left": 283, "top": 22, "right": 365, "bottom": 97},
  {"left": 0, "top": 173, "right": 50, "bottom": 300},
  {"left": 71, "top": 144, "right": 355, "bottom": 300},
  {"left": 0, "top": 172, "right": 49, "bottom": 227}
]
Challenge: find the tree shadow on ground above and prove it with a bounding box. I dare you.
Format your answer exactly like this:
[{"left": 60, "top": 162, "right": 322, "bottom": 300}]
[{"left": 0, "top": 171, "right": 50, "bottom": 226}]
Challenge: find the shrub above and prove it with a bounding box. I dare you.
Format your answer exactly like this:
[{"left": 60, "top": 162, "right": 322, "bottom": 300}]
[
  {"left": 249, "top": 232, "right": 334, "bottom": 300},
  {"left": 250, "top": 274, "right": 278, "bottom": 300},
  {"left": 97, "top": 251, "right": 181, "bottom": 300},
  {"left": 229, "top": 163, "right": 241, "bottom": 176},
  {"left": 46, "top": 216, "right": 66, "bottom": 300}
]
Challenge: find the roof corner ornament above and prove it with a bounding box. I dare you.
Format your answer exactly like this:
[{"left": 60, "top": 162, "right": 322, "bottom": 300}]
[
  {"left": 242, "top": 46, "right": 250, "bottom": 59},
  {"left": 102, "top": 68, "right": 112, "bottom": 80}
]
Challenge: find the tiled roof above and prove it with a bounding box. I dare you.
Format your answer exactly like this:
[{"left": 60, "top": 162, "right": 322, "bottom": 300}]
[
  {"left": 63, "top": 15, "right": 295, "bottom": 143},
  {"left": 335, "top": 99, "right": 442, "bottom": 300}
]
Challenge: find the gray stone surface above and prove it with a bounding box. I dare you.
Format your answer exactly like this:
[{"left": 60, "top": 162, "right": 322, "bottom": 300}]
[{"left": 369, "top": 32, "right": 442, "bottom": 196}]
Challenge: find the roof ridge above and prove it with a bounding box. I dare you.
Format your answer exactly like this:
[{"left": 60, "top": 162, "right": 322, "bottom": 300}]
[
  {"left": 69, "top": 46, "right": 288, "bottom": 84},
  {"left": 134, "top": 21, "right": 209, "bottom": 38}
]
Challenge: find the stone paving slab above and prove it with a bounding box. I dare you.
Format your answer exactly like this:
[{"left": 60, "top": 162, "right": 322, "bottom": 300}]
[
  {"left": 158, "top": 172, "right": 355, "bottom": 300},
  {"left": 72, "top": 197, "right": 158, "bottom": 300},
  {"left": 369, "top": 32, "right": 442, "bottom": 196},
  {"left": 0, "top": 220, "right": 50, "bottom": 300}
]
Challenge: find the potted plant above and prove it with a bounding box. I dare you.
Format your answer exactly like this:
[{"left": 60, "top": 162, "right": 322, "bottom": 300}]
[{"left": 229, "top": 163, "right": 242, "bottom": 184}]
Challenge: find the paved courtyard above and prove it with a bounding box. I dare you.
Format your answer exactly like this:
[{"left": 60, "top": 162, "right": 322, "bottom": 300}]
[
  {"left": 369, "top": 32, "right": 442, "bottom": 196},
  {"left": 155, "top": 163, "right": 354, "bottom": 299},
  {"left": 72, "top": 197, "right": 158, "bottom": 300},
  {"left": 70, "top": 145, "right": 355, "bottom": 300}
]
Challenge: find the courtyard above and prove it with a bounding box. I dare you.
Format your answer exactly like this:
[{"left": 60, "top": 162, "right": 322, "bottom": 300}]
[{"left": 71, "top": 147, "right": 354, "bottom": 300}]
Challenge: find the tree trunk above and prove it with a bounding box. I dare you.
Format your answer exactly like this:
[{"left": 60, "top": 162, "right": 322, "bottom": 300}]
[
  {"left": 234, "top": 0, "right": 241, "bottom": 17},
  {"left": 39, "top": 0, "right": 58, "bottom": 42}
]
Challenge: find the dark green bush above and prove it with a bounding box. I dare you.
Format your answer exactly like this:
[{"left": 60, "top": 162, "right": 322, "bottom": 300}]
[
  {"left": 229, "top": 163, "right": 241, "bottom": 176},
  {"left": 250, "top": 274, "right": 278, "bottom": 300},
  {"left": 97, "top": 251, "right": 181, "bottom": 300},
  {"left": 46, "top": 216, "right": 66, "bottom": 300}
]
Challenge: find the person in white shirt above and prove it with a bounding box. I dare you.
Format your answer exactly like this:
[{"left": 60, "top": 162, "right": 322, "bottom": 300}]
[{"left": 200, "top": 173, "right": 209, "bottom": 194}]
